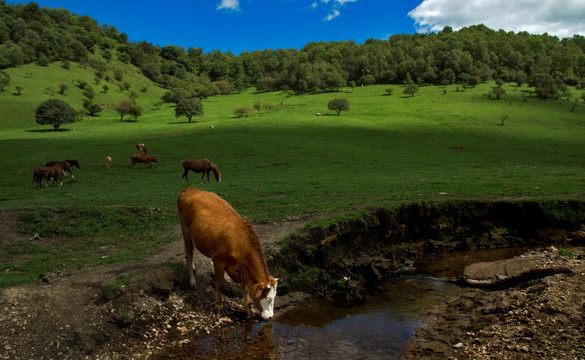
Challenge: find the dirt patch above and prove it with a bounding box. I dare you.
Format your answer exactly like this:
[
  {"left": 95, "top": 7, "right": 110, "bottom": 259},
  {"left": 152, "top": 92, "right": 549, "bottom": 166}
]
[
  {"left": 1, "top": 207, "right": 585, "bottom": 359},
  {"left": 0, "top": 210, "right": 313, "bottom": 360}
]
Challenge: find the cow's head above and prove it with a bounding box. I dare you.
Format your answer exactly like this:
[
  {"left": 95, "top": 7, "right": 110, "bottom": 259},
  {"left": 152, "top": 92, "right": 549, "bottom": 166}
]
[{"left": 253, "top": 276, "right": 278, "bottom": 320}]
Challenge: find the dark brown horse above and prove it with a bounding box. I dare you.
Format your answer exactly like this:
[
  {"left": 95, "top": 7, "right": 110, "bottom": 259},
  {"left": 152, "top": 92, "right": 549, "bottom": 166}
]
[
  {"left": 182, "top": 159, "right": 221, "bottom": 183},
  {"left": 45, "top": 160, "right": 80, "bottom": 178},
  {"left": 33, "top": 162, "right": 71, "bottom": 187}
]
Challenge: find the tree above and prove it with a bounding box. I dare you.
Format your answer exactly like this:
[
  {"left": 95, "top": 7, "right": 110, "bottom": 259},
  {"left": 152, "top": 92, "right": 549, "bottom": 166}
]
[
  {"left": 491, "top": 86, "right": 506, "bottom": 100},
  {"left": 529, "top": 73, "right": 558, "bottom": 99},
  {"left": 175, "top": 98, "right": 204, "bottom": 123},
  {"left": 59, "top": 83, "right": 69, "bottom": 94},
  {"left": 128, "top": 104, "right": 142, "bottom": 121},
  {"left": 403, "top": 83, "right": 419, "bottom": 97},
  {"left": 15, "top": 86, "right": 23, "bottom": 95},
  {"left": 83, "top": 86, "right": 95, "bottom": 100},
  {"left": 35, "top": 99, "right": 77, "bottom": 131},
  {"left": 327, "top": 98, "right": 349, "bottom": 115},
  {"left": 0, "top": 71, "right": 11, "bottom": 92},
  {"left": 83, "top": 100, "right": 102, "bottom": 116},
  {"left": 116, "top": 100, "right": 133, "bottom": 121}
]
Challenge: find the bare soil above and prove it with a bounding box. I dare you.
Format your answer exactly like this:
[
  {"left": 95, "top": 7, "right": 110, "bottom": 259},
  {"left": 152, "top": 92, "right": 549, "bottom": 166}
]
[{"left": 1, "top": 209, "right": 585, "bottom": 359}]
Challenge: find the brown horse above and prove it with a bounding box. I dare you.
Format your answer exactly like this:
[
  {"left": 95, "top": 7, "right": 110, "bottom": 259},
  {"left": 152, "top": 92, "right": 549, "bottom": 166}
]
[
  {"left": 130, "top": 154, "right": 159, "bottom": 168},
  {"left": 182, "top": 159, "right": 221, "bottom": 183},
  {"left": 33, "top": 162, "right": 71, "bottom": 187},
  {"left": 45, "top": 160, "right": 80, "bottom": 178}
]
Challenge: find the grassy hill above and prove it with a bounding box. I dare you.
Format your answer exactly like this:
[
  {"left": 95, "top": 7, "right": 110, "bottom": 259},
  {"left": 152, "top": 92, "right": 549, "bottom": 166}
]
[
  {"left": 1, "top": 60, "right": 585, "bottom": 221},
  {"left": 1, "top": 58, "right": 585, "bottom": 286}
]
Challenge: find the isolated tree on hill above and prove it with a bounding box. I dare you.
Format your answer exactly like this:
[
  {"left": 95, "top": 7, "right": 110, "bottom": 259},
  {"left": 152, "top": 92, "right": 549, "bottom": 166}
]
[
  {"left": 175, "top": 98, "right": 204, "bottom": 123},
  {"left": 116, "top": 100, "right": 133, "bottom": 121},
  {"left": 35, "top": 99, "right": 77, "bottom": 131},
  {"left": 403, "top": 83, "right": 419, "bottom": 97},
  {"left": 328, "top": 98, "right": 349, "bottom": 115},
  {"left": 59, "top": 83, "right": 69, "bottom": 94}
]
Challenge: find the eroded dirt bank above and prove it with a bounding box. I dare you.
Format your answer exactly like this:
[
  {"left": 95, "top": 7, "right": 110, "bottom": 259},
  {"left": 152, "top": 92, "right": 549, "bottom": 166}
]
[{"left": 1, "top": 200, "right": 584, "bottom": 359}]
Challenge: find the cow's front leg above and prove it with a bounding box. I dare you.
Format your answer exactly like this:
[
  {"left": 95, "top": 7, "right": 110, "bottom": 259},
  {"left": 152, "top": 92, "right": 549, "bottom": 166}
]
[
  {"left": 200, "top": 172, "right": 205, "bottom": 184},
  {"left": 213, "top": 262, "right": 226, "bottom": 315}
]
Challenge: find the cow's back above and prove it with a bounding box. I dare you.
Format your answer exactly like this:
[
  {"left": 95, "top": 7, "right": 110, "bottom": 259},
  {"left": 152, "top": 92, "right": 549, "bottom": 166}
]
[{"left": 178, "top": 187, "right": 248, "bottom": 259}]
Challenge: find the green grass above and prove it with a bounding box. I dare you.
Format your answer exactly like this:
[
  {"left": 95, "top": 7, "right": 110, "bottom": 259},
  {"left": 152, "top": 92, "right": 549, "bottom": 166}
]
[
  {"left": 2, "top": 77, "right": 583, "bottom": 220},
  {"left": 1, "top": 61, "right": 585, "bottom": 287}
]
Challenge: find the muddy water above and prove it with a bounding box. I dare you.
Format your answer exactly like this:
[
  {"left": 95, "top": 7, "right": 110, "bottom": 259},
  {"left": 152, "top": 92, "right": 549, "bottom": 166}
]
[{"left": 177, "top": 247, "right": 534, "bottom": 360}]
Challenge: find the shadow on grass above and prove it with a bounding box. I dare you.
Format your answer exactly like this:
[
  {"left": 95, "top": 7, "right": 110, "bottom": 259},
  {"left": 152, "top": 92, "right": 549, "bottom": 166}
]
[{"left": 26, "top": 128, "right": 72, "bottom": 133}]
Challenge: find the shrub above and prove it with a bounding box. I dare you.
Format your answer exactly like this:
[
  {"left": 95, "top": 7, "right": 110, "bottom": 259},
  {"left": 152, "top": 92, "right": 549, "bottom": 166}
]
[{"left": 233, "top": 106, "right": 253, "bottom": 117}]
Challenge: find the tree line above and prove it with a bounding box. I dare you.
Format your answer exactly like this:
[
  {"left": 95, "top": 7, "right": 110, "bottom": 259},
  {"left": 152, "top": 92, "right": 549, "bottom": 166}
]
[{"left": 1, "top": 1, "right": 585, "bottom": 101}]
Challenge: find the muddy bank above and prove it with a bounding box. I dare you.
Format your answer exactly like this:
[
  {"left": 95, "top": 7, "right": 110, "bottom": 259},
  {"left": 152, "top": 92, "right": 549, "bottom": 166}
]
[
  {"left": 1, "top": 199, "right": 585, "bottom": 359},
  {"left": 269, "top": 200, "right": 585, "bottom": 303}
]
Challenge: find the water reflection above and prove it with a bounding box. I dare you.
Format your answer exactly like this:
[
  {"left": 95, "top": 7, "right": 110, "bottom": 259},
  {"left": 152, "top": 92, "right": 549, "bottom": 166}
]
[{"left": 159, "top": 247, "right": 534, "bottom": 359}]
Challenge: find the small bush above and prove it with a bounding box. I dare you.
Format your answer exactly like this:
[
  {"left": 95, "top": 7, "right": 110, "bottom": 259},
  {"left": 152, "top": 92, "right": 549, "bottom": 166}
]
[{"left": 233, "top": 106, "right": 253, "bottom": 118}]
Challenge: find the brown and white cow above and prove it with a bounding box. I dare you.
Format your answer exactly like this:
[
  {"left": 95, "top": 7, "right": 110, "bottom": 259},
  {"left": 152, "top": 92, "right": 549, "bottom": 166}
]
[
  {"left": 105, "top": 156, "right": 112, "bottom": 168},
  {"left": 130, "top": 154, "right": 158, "bottom": 168},
  {"left": 177, "top": 187, "right": 278, "bottom": 320},
  {"left": 136, "top": 143, "right": 148, "bottom": 155}
]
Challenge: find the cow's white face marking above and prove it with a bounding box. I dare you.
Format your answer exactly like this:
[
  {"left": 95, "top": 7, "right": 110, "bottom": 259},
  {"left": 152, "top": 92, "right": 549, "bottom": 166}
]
[{"left": 259, "top": 284, "right": 277, "bottom": 320}]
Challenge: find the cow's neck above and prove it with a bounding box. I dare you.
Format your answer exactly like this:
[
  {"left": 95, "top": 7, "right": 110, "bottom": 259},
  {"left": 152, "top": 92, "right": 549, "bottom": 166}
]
[{"left": 240, "top": 255, "right": 269, "bottom": 287}]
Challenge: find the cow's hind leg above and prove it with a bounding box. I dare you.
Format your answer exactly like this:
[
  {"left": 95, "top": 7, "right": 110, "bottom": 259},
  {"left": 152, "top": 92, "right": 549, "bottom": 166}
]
[{"left": 213, "top": 261, "right": 226, "bottom": 315}]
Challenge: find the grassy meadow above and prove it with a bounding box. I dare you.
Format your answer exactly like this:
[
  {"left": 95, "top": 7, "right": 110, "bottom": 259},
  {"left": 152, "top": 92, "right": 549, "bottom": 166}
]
[{"left": 1, "top": 61, "right": 585, "bottom": 286}]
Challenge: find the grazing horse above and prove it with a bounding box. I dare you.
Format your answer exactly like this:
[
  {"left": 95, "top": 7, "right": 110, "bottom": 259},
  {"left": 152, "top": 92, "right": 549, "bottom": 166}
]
[
  {"left": 130, "top": 154, "right": 158, "bottom": 168},
  {"left": 178, "top": 187, "right": 278, "bottom": 319},
  {"left": 136, "top": 143, "right": 148, "bottom": 155},
  {"left": 182, "top": 159, "right": 221, "bottom": 184},
  {"left": 105, "top": 156, "right": 112, "bottom": 168},
  {"left": 45, "top": 160, "right": 80, "bottom": 178}
]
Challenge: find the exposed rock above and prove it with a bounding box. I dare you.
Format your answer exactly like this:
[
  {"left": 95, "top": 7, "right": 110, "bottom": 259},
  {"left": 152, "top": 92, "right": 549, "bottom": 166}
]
[{"left": 463, "top": 256, "right": 572, "bottom": 288}]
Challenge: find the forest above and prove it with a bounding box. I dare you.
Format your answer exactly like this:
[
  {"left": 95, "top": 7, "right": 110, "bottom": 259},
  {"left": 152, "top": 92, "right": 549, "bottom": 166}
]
[{"left": 1, "top": 1, "right": 585, "bottom": 100}]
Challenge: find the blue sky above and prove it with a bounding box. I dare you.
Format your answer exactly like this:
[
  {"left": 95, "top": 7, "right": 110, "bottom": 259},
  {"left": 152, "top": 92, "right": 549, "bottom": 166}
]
[{"left": 9, "top": 0, "right": 585, "bottom": 55}]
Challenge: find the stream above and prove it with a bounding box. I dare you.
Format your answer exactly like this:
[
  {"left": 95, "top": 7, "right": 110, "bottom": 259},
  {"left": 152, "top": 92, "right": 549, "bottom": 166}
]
[{"left": 168, "top": 247, "right": 535, "bottom": 359}]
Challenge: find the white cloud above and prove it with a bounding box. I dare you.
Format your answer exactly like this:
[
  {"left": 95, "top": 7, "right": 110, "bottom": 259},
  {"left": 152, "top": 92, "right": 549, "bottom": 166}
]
[
  {"left": 320, "top": 0, "right": 357, "bottom": 21},
  {"left": 217, "top": 0, "right": 240, "bottom": 11},
  {"left": 409, "top": 0, "right": 585, "bottom": 38},
  {"left": 324, "top": 9, "right": 340, "bottom": 21}
]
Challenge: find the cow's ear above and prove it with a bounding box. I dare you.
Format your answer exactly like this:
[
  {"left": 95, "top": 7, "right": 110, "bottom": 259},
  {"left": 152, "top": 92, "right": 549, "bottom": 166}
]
[{"left": 253, "top": 283, "right": 264, "bottom": 299}]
